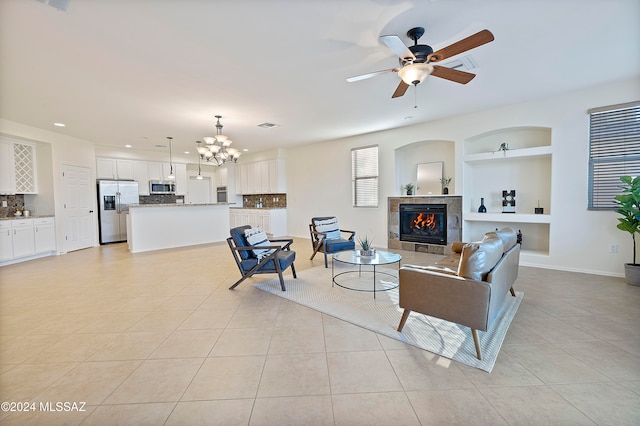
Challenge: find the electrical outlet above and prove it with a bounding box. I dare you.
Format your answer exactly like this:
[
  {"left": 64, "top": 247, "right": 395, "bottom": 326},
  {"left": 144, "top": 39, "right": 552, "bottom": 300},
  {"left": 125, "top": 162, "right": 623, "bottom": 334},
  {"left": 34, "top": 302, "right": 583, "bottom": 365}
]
[
  {"left": 1, "top": 200, "right": 7, "bottom": 207},
  {"left": 609, "top": 244, "right": 618, "bottom": 253}
]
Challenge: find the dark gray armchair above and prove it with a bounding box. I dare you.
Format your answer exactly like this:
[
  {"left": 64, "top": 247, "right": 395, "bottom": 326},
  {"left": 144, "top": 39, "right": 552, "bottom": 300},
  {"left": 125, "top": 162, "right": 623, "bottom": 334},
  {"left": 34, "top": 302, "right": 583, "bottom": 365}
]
[
  {"left": 309, "top": 216, "right": 355, "bottom": 268},
  {"left": 227, "top": 225, "right": 297, "bottom": 291}
]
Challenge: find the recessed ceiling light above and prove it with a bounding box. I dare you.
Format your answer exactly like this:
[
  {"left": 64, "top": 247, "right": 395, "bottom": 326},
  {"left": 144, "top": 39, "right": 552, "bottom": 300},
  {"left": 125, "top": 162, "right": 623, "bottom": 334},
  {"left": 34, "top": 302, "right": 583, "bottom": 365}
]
[
  {"left": 243, "top": 148, "right": 249, "bottom": 152},
  {"left": 184, "top": 151, "right": 190, "bottom": 154},
  {"left": 53, "top": 122, "right": 66, "bottom": 127},
  {"left": 125, "top": 144, "right": 132, "bottom": 148}
]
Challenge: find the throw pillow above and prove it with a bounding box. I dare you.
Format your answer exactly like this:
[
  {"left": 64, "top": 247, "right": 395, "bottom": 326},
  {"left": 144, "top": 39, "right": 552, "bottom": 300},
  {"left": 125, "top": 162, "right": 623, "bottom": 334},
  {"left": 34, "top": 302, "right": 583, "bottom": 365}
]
[
  {"left": 244, "top": 227, "right": 275, "bottom": 260},
  {"left": 313, "top": 218, "right": 341, "bottom": 240}
]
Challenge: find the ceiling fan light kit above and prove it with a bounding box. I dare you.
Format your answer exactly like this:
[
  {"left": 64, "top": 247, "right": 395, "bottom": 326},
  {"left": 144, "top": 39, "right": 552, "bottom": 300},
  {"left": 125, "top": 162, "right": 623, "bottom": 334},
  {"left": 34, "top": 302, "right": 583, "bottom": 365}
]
[{"left": 347, "top": 26, "right": 494, "bottom": 99}]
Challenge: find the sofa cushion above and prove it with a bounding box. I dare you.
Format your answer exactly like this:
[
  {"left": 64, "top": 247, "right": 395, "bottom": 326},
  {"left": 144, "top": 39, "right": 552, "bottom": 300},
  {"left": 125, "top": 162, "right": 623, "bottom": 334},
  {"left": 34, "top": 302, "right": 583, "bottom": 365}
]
[
  {"left": 457, "top": 234, "right": 504, "bottom": 281},
  {"left": 486, "top": 228, "right": 517, "bottom": 253}
]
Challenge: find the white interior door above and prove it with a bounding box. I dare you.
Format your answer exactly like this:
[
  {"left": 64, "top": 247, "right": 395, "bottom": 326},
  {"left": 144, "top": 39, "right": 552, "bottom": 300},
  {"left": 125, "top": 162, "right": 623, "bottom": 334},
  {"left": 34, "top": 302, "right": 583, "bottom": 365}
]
[
  {"left": 62, "top": 164, "right": 94, "bottom": 252},
  {"left": 187, "top": 176, "right": 211, "bottom": 204}
]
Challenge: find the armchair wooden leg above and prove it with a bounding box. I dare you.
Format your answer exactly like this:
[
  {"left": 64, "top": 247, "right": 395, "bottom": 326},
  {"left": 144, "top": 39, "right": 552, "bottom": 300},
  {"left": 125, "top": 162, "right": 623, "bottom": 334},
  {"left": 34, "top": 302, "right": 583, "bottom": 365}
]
[
  {"left": 397, "top": 309, "right": 411, "bottom": 332},
  {"left": 471, "top": 329, "right": 482, "bottom": 360},
  {"left": 290, "top": 263, "right": 297, "bottom": 278},
  {"left": 229, "top": 275, "right": 248, "bottom": 290},
  {"left": 510, "top": 287, "right": 516, "bottom": 297}
]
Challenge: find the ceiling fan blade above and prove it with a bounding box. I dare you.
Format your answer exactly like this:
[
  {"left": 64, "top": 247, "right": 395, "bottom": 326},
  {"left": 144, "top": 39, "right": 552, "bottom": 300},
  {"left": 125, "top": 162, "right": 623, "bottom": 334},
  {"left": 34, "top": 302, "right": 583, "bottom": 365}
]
[
  {"left": 391, "top": 81, "right": 410, "bottom": 98},
  {"left": 346, "top": 68, "right": 398, "bottom": 83},
  {"left": 431, "top": 65, "right": 476, "bottom": 84},
  {"left": 427, "top": 29, "right": 494, "bottom": 63},
  {"left": 380, "top": 35, "right": 415, "bottom": 60}
]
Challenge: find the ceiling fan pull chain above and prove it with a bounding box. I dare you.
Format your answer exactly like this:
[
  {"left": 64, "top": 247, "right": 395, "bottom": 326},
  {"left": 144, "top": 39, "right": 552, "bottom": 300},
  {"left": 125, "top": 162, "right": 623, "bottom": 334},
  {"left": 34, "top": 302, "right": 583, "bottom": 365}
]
[{"left": 414, "top": 85, "right": 418, "bottom": 109}]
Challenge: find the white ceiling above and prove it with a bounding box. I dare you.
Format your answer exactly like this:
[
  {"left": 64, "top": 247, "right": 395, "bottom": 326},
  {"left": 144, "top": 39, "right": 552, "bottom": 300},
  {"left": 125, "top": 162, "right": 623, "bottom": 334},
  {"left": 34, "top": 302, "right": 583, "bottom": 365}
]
[{"left": 1, "top": 0, "right": 638, "bottom": 157}]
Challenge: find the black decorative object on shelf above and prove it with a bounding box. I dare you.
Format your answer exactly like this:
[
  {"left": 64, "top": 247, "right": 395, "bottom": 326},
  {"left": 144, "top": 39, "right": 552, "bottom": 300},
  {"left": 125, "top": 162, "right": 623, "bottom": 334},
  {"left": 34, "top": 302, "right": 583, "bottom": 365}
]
[
  {"left": 517, "top": 229, "right": 523, "bottom": 245},
  {"left": 502, "top": 190, "right": 516, "bottom": 213},
  {"left": 478, "top": 198, "right": 487, "bottom": 213},
  {"left": 534, "top": 200, "right": 544, "bottom": 214}
]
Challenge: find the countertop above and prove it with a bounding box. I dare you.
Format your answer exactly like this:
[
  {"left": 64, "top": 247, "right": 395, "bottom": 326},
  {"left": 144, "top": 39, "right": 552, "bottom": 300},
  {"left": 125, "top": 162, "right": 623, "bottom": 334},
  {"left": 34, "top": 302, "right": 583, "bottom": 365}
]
[
  {"left": 0, "top": 215, "right": 54, "bottom": 221},
  {"left": 229, "top": 207, "right": 287, "bottom": 210},
  {"left": 129, "top": 203, "right": 236, "bottom": 208}
]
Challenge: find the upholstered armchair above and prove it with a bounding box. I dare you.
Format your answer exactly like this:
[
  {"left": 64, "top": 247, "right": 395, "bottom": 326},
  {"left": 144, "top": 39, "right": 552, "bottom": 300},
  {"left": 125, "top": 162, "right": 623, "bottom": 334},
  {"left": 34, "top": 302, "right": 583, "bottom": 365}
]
[
  {"left": 227, "top": 225, "right": 297, "bottom": 291},
  {"left": 309, "top": 217, "right": 356, "bottom": 268}
]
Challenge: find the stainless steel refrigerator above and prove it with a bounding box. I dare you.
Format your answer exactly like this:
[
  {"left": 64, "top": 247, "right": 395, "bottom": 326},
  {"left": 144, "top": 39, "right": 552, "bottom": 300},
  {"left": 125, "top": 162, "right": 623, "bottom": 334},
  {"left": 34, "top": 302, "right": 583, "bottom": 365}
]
[{"left": 97, "top": 180, "right": 139, "bottom": 244}]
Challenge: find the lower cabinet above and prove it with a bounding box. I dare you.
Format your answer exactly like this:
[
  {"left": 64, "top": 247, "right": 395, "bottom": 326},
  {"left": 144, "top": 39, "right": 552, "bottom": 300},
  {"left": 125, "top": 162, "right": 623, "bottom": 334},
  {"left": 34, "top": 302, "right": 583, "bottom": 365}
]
[
  {"left": 229, "top": 208, "right": 287, "bottom": 237},
  {"left": 0, "top": 217, "right": 56, "bottom": 266}
]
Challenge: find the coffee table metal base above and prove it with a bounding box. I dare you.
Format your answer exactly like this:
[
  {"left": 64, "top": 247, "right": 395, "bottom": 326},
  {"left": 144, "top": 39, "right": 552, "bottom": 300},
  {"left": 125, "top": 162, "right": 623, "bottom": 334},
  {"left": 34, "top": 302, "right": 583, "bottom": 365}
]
[
  {"left": 331, "top": 250, "right": 402, "bottom": 299},
  {"left": 332, "top": 268, "right": 399, "bottom": 299}
]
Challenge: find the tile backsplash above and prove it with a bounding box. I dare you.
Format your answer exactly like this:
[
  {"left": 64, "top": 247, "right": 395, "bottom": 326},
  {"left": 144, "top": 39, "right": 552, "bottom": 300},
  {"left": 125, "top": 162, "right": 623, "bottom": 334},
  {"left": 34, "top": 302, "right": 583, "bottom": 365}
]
[
  {"left": 0, "top": 194, "right": 25, "bottom": 218},
  {"left": 243, "top": 194, "right": 287, "bottom": 208}
]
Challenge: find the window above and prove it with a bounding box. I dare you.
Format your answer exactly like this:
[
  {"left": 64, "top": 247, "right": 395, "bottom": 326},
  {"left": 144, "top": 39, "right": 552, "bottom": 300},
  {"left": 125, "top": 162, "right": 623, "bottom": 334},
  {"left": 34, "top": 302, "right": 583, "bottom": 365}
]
[
  {"left": 352, "top": 145, "right": 378, "bottom": 207},
  {"left": 588, "top": 101, "right": 640, "bottom": 210}
]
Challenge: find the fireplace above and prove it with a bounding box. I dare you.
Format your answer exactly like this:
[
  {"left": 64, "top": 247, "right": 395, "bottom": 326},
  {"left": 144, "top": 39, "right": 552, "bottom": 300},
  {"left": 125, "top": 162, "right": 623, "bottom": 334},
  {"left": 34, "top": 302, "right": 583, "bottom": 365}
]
[{"left": 399, "top": 204, "right": 447, "bottom": 245}]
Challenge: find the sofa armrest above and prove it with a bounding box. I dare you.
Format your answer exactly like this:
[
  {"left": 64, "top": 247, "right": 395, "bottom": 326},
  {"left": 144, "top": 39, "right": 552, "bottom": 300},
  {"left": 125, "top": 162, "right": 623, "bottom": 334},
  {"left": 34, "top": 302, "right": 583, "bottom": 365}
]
[{"left": 398, "top": 266, "right": 492, "bottom": 331}]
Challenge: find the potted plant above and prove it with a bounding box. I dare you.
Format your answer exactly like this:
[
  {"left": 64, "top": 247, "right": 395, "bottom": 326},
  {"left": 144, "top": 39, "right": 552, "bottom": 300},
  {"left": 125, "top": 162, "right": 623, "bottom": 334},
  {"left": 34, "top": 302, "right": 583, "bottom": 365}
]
[
  {"left": 614, "top": 175, "right": 640, "bottom": 286},
  {"left": 403, "top": 183, "right": 414, "bottom": 196},
  {"left": 357, "top": 235, "right": 375, "bottom": 256},
  {"left": 440, "top": 177, "right": 452, "bottom": 194}
]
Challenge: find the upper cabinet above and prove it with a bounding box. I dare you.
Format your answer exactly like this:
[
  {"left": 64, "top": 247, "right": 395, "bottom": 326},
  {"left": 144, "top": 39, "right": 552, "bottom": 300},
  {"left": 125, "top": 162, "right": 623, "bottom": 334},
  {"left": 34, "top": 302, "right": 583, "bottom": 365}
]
[
  {"left": 0, "top": 138, "right": 37, "bottom": 194},
  {"left": 238, "top": 159, "right": 286, "bottom": 194},
  {"left": 96, "top": 158, "right": 134, "bottom": 180},
  {"left": 133, "top": 161, "right": 150, "bottom": 195}
]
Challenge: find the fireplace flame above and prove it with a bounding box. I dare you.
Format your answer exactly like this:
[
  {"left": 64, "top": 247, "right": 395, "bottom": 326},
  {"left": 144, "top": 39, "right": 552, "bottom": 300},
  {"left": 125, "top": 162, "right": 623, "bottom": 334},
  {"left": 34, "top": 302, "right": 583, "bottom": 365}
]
[{"left": 412, "top": 213, "right": 437, "bottom": 231}]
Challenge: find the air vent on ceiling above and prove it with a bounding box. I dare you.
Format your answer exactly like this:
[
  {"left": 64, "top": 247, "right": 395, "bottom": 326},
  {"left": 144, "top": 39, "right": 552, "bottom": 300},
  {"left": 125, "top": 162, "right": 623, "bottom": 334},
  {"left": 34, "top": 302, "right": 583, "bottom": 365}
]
[
  {"left": 257, "top": 122, "right": 279, "bottom": 129},
  {"left": 441, "top": 55, "right": 477, "bottom": 71},
  {"left": 35, "top": 0, "right": 70, "bottom": 11},
  {"left": 154, "top": 144, "right": 166, "bottom": 148}
]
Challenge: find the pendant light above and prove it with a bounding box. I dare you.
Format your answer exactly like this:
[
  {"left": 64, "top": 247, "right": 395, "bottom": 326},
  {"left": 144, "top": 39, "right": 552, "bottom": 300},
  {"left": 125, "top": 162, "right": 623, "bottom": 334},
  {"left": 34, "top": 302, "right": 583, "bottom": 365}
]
[
  {"left": 167, "top": 136, "right": 175, "bottom": 180},
  {"left": 196, "top": 141, "right": 203, "bottom": 180}
]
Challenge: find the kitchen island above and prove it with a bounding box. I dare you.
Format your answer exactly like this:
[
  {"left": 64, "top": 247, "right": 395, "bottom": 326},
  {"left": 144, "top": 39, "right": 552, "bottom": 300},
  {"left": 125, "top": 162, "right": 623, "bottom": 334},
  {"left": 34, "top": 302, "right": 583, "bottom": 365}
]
[{"left": 127, "top": 203, "right": 231, "bottom": 253}]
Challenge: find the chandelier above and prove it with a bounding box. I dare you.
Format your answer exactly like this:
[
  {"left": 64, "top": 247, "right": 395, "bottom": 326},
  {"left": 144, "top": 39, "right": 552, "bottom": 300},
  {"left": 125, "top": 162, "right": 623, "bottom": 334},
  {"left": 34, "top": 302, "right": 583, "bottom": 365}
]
[{"left": 196, "top": 115, "right": 241, "bottom": 165}]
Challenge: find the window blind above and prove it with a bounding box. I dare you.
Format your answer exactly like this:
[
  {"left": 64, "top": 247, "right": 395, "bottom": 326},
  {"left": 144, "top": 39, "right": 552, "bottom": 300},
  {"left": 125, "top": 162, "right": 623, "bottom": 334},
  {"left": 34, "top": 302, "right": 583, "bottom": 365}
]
[
  {"left": 588, "top": 101, "right": 640, "bottom": 210},
  {"left": 352, "top": 145, "right": 378, "bottom": 207}
]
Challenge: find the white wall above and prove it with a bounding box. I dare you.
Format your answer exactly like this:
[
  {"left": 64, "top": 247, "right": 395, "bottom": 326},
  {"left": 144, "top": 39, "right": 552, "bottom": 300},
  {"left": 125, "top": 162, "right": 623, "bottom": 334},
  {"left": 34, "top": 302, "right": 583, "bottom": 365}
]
[{"left": 285, "top": 78, "right": 640, "bottom": 277}]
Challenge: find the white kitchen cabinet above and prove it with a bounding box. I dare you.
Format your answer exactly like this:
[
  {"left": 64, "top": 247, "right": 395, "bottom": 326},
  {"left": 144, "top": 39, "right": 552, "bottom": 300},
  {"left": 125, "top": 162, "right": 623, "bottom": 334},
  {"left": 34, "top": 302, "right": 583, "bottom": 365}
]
[
  {"left": 237, "top": 159, "right": 286, "bottom": 195},
  {"left": 116, "top": 159, "right": 134, "bottom": 179},
  {"left": 97, "top": 158, "right": 135, "bottom": 180},
  {"left": 34, "top": 217, "right": 56, "bottom": 254},
  {"left": 0, "top": 221, "right": 12, "bottom": 261},
  {"left": 229, "top": 208, "right": 287, "bottom": 237},
  {"left": 0, "top": 217, "right": 57, "bottom": 266},
  {"left": 174, "top": 163, "right": 187, "bottom": 195},
  {"left": 96, "top": 158, "right": 117, "bottom": 179},
  {"left": 134, "top": 161, "right": 150, "bottom": 195},
  {"left": 0, "top": 141, "right": 15, "bottom": 194},
  {"left": 11, "top": 219, "right": 35, "bottom": 259},
  {"left": 0, "top": 139, "right": 37, "bottom": 194}
]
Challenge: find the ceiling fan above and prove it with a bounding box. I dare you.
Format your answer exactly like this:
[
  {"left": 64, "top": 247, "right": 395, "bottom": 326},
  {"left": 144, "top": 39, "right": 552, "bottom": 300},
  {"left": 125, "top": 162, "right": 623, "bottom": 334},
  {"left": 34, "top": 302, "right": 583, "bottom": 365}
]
[{"left": 347, "top": 27, "right": 494, "bottom": 98}]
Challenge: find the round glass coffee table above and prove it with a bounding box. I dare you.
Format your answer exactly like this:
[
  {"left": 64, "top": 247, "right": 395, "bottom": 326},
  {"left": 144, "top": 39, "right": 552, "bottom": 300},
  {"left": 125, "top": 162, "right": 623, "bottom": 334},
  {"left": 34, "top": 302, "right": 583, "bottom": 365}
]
[{"left": 331, "top": 250, "right": 402, "bottom": 299}]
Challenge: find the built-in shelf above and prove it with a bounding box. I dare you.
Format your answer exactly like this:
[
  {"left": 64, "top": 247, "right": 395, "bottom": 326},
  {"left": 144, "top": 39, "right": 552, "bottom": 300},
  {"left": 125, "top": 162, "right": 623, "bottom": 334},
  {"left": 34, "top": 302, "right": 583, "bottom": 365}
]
[
  {"left": 463, "top": 126, "right": 553, "bottom": 256},
  {"left": 464, "top": 212, "right": 551, "bottom": 224},
  {"left": 463, "top": 145, "right": 552, "bottom": 164}
]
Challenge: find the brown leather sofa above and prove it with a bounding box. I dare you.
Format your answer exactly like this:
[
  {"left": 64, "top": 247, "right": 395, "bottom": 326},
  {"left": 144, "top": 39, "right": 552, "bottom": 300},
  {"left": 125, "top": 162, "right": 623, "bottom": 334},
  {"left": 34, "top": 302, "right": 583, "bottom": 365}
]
[{"left": 397, "top": 228, "right": 520, "bottom": 360}]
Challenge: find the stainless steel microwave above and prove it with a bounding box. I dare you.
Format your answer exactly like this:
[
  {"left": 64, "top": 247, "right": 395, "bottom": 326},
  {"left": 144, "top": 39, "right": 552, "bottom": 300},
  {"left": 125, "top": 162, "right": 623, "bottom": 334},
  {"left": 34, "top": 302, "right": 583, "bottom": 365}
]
[{"left": 149, "top": 180, "right": 176, "bottom": 194}]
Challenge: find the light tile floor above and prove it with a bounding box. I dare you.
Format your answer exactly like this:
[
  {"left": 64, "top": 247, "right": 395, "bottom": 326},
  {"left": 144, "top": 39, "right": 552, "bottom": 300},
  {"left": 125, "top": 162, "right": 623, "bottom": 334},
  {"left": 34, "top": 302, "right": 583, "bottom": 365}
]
[{"left": 1, "top": 239, "right": 639, "bottom": 425}]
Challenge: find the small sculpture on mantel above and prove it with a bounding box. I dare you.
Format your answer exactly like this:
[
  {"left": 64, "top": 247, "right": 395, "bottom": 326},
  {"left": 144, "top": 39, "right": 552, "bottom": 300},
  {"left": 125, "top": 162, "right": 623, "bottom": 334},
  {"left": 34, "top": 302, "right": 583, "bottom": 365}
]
[
  {"left": 440, "top": 177, "right": 451, "bottom": 195},
  {"left": 478, "top": 198, "right": 487, "bottom": 213}
]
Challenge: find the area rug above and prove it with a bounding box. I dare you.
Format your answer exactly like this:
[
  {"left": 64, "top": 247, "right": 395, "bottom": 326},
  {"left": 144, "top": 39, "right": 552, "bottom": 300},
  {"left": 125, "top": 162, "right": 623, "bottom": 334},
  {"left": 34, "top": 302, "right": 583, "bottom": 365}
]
[{"left": 254, "top": 264, "right": 522, "bottom": 372}]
